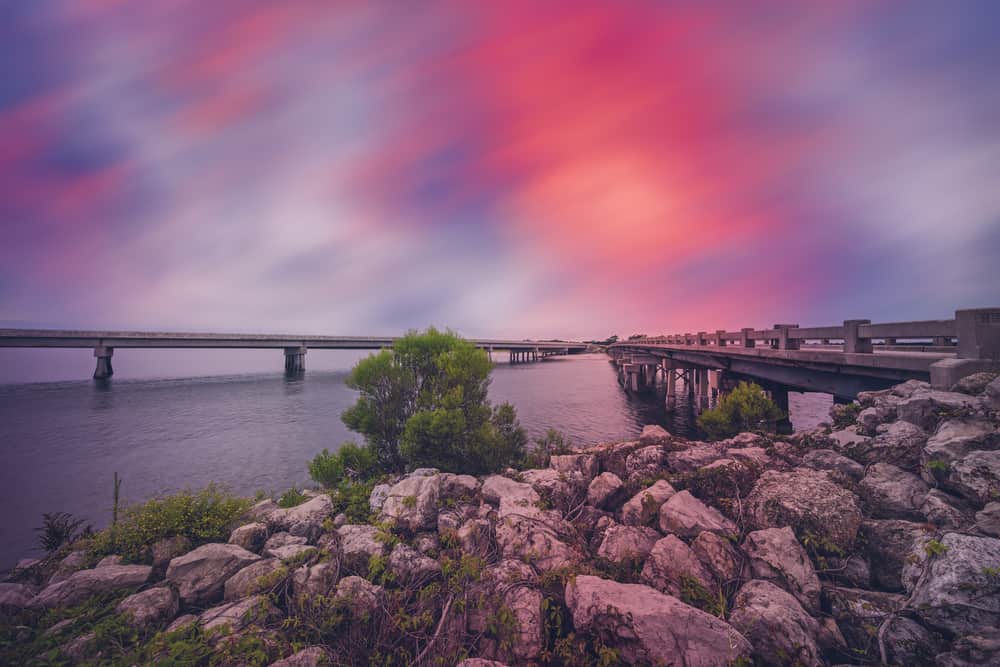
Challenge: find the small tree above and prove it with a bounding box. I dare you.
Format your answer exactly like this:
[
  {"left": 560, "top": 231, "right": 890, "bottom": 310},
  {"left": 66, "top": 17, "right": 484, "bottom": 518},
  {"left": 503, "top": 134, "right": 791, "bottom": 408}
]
[
  {"left": 697, "top": 381, "right": 784, "bottom": 440},
  {"left": 340, "top": 327, "right": 527, "bottom": 477}
]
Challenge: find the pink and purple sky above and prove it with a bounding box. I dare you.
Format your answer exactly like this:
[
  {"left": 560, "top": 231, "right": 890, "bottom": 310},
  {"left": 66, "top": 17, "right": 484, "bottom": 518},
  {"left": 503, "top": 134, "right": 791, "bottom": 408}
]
[{"left": 2, "top": 1, "right": 999, "bottom": 341}]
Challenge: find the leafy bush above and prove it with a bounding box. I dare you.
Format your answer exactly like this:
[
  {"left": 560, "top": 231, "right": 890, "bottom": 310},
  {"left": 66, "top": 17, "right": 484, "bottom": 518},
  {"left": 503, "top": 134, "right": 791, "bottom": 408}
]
[
  {"left": 308, "top": 442, "right": 380, "bottom": 489},
  {"left": 277, "top": 487, "right": 308, "bottom": 508},
  {"left": 86, "top": 484, "right": 251, "bottom": 562},
  {"left": 329, "top": 479, "right": 377, "bottom": 524},
  {"left": 342, "top": 327, "right": 527, "bottom": 476},
  {"left": 697, "top": 381, "right": 784, "bottom": 440},
  {"left": 36, "top": 511, "right": 92, "bottom": 553}
]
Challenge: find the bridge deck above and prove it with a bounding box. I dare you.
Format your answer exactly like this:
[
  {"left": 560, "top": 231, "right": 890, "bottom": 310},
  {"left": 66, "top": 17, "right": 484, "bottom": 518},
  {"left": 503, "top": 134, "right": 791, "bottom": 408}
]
[{"left": 0, "top": 329, "right": 586, "bottom": 351}]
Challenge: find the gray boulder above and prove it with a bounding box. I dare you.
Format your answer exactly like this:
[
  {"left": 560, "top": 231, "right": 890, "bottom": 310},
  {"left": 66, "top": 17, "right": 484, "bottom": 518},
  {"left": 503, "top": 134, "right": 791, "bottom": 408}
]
[
  {"left": 861, "top": 519, "right": 933, "bottom": 591},
  {"left": 975, "top": 501, "right": 1000, "bottom": 536},
  {"left": 729, "top": 580, "right": 823, "bottom": 667},
  {"left": 291, "top": 561, "right": 338, "bottom": 604},
  {"left": 0, "top": 583, "right": 37, "bottom": 610},
  {"left": 224, "top": 558, "right": 283, "bottom": 601},
  {"left": 520, "top": 468, "right": 586, "bottom": 510},
  {"left": 896, "top": 389, "right": 981, "bottom": 431},
  {"left": 742, "top": 526, "right": 821, "bottom": 614},
  {"left": 549, "top": 453, "right": 599, "bottom": 480},
  {"left": 882, "top": 616, "right": 945, "bottom": 666},
  {"left": 619, "top": 479, "right": 676, "bottom": 526},
  {"left": 858, "top": 462, "right": 930, "bottom": 520},
  {"left": 369, "top": 483, "right": 391, "bottom": 512},
  {"left": 908, "top": 532, "right": 1000, "bottom": 636},
  {"left": 335, "top": 575, "right": 381, "bottom": 618},
  {"left": 935, "top": 631, "right": 1000, "bottom": 667},
  {"left": 658, "top": 490, "right": 737, "bottom": 539},
  {"left": 801, "top": 449, "right": 864, "bottom": 481},
  {"left": 625, "top": 445, "right": 666, "bottom": 480},
  {"left": 31, "top": 564, "right": 151, "bottom": 609},
  {"left": 924, "top": 419, "right": 998, "bottom": 470},
  {"left": 639, "top": 424, "right": 671, "bottom": 446},
  {"left": 746, "top": 468, "right": 863, "bottom": 552},
  {"left": 336, "top": 524, "right": 388, "bottom": 573},
  {"left": 116, "top": 587, "right": 179, "bottom": 628},
  {"left": 691, "top": 531, "right": 743, "bottom": 585},
  {"left": 379, "top": 473, "right": 441, "bottom": 532},
  {"left": 268, "top": 494, "right": 334, "bottom": 540},
  {"left": 228, "top": 522, "right": 269, "bottom": 553},
  {"left": 199, "top": 594, "right": 279, "bottom": 633},
  {"left": 952, "top": 371, "right": 1000, "bottom": 395},
  {"left": 825, "top": 585, "right": 905, "bottom": 655},
  {"left": 586, "top": 472, "right": 624, "bottom": 510},
  {"left": 565, "top": 575, "right": 752, "bottom": 666},
  {"left": 151, "top": 535, "right": 192, "bottom": 577},
  {"left": 270, "top": 647, "right": 329, "bottom": 667},
  {"left": 166, "top": 543, "right": 261, "bottom": 606},
  {"left": 48, "top": 551, "right": 88, "bottom": 585},
  {"left": 439, "top": 473, "right": 479, "bottom": 498},
  {"left": 921, "top": 489, "right": 970, "bottom": 529},
  {"left": 865, "top": 420, "right": 927, "bottom": 470},
  {"left": 640, "top": 535, "right": 716, "bottom": 601},
  {"left": 485, "top": 560, "right": 543, "bottom": 662},
  {"left": 596, "top": 524, "right": 660, "bottom": 566},
  {"left": 388, "top": 543, "right": 440, "bottom": 584},
  {"left": 943, "top": 449, "right": 1000, "bottom": 506},
  {"left": 482, "top": 475, "right": 538, "bottom": 507}
]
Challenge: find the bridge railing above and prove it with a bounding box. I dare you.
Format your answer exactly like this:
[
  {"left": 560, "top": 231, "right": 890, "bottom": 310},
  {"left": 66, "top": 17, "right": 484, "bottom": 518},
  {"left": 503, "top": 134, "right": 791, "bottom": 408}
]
[{"left": 617, "top": 308, "right": 1000, "bottom": 361}]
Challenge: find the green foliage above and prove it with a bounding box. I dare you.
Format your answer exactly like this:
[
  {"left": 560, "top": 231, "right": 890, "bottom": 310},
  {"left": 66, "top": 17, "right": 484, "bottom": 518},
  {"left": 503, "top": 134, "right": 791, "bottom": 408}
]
[
  {"left": 277, "top": 487, "right": 308, "bottom": 509},
  {"left": 924, "top": 539, "right": 949, "bottom": 558},
  {"left": 831, "top": 402, "right": 862, "bottom": 429},
  {"left": 307, "top": 442, "right": 380, "bottom": 489},
  {"left": 86, "top": 484, "right": 251, "bottom": 563},
  {"left": 343, "top": 327, "right": 527, "bottom": 476},
  {"left": 523, "top": 428, "right": 573, "bottom": 469},
  {"left": 697, "top": 381, "right": 784, "bottom": 440},
  {"left": 327, "top": 478, "right": 376, "bottom": 524},
  {"left": 36, "top": 512, "right": 92, "bottom": 553}
]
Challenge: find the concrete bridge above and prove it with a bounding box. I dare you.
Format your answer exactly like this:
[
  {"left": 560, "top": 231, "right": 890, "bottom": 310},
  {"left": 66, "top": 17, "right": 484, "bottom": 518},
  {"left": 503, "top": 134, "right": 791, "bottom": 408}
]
[
  {"left": 609, "top": 308, "right": 1000, "bottom": 410},
  {"left": 0, "top": 329, "right": 588, "bottom": 379}
]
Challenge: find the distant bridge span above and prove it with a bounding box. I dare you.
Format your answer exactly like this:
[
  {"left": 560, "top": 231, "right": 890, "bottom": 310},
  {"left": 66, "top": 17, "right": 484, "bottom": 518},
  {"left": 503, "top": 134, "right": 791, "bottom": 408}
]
[
  {"left": 609, "top": 308, "right": 1000, "bottom": 403},
  {"left": 0, "top": 329, "right": 588, "bottom": 378}
]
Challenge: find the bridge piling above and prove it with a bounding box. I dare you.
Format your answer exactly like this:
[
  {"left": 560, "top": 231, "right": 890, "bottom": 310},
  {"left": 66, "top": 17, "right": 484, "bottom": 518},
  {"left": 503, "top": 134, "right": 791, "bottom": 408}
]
[
  {"left": 93, "top": 346, "right": 113, "bottom": 380},
  {"left": 284, "top": 346, "right": 306, "bottom": 374}
]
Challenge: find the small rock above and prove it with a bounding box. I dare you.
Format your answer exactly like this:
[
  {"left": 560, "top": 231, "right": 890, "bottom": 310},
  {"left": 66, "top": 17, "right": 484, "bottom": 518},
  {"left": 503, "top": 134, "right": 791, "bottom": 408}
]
[
  {"left": 586, "top": 472, "right": 624, "bottom": 510},
  {"left": 388, "top": 543, "right": 440, "bottom": 583},
  {"left": 690, "top": 531, "right": 743, "bottom": 585},
  {"left": 482, "top": 475, "right": 539, "bottom": 507},
  {"left": 268, "top": 494, "right": 334, "bottom": 540},
  {"left": 165, "top": 613, "right": 199, "bottom": 633},
  {"left": 48, "top": 551, "right": 88, "bottom": 585},
  {"left": 270, "top": 646, "right": 330, "bottom": 667},
  {"left": 549, "top": 453, "right": 599, "bottom": 480},
  {"left": 625, "top": 445, "right": 665, "bottom": 480},
  {"left": 742, "top": 527, "right": 821, "bottom": 614},
  {"left": 336, "top": 524, "right": 388, "bottom": 573},
  {"left": 151, "top": 535, "right": 192, "bottom": 578},
  {"left": 263, "top": 532, "right": 308, "bottom": 553},
  {"left": 882, "top": 616, "right": 945, "bottom": 666},
  {"left": 801, "top": 449, "right": 864, "bottom": 481},
  {"left": 246, "top": 498, "right": 279, "bottom": 521},
  {"left": 369, "top": 484, "right": 391, "bottom": 513},
  {"left": 619, "top": 479, "right": 676, "bottom": 526},
  {"left": 896, "top": 389, "right": 981, "bottom": 431},
  {"left": 923, "top": 418, "right": 998, "bottom": 470},
  {"left": 658, "top": 490, "right": 737, "bottom": 539},
  {"left": 291, "top": 561, "right": 338, "bottom": 604},
  {"left": 228, "top": 522, "right": 269, "bottom": 553},
  {"left": 266, "top": 544, "right": 316, "bottom": 561},
  {"left": 824, "top": 585, "right": 905, "bottom": 656},
  {"left": 922, "top": 489, "right": 970, "bottom": 529},
  {"left": 935, "top": 631, "right": 1000, "bottom": 667},
  {"left": 199, "top": 594, "right": 279, "bottom": 633},
  {"left": 335, "top": 575, "right": 381, "bottom": 618},
  {"left": 439, "top": 473, "right": 479, "bottom": 498}
]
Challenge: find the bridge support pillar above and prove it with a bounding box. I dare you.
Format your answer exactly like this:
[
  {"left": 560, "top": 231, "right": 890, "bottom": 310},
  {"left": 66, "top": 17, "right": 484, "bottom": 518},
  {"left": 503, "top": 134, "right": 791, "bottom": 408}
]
[
  {"left": 769, "top": 387, "right": 793, "bottom": 434},
  {"left": 773, "top": 324, "right": 800, "bottom": 350},
  {"left": 93, "top": 346, "right": 114, "bottom": 380},
  {"left": 284, "top": 346, "right": 306, "bottom": 374},
  {"left": 843, "top": 319, "right": 873, "bottom": 354},
  {"left": 697, "top": 368, "right": 709, "bottom": 410},
  {"left": 930, "top": 308, "right": 1000, "bottom": 388},
  {"left": 740, "top": 328, "right": 755, "bottom": 348},
  {"left": 665, "top": 364, "right": 677, "bottom": 409}
]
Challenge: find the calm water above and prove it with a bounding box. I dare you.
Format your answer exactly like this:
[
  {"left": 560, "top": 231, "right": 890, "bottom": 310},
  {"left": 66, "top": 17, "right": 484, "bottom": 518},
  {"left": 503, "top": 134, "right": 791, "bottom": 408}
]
[{"left": 0, "top": 353, "right": 830, "bottom": 569}]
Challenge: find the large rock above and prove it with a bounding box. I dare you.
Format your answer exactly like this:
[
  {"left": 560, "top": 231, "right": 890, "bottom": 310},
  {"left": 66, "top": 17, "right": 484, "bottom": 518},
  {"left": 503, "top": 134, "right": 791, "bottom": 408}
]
[
  {"left": 565, "top": 575, "right": 752, "bottom": 666},
  {"left": 908, "top": 532, "right": 1000, "bottom": 636},
  {"left": 639, "top": 424, "right": 671, "bottom": 446},
  {"left": 729, "top": 580, "right": 823, "bottom": 667},
  {"left": 746, "top": 468, "right": 863, "bottom": 552},
  {"left": 596, "top": 524, "right": 660, "bottom": 566},
  {"left": 619, "top": 479, "right": 676, "bottom": 526},
  {"left": 952, "top": 371, "right": 1000, "bottom": 394},
  {"left": 801, "top": 448, "right": 864, "bottom": 481},
  {"left": 268, "top": 494, "right": 334, "bottom": 540},
  {"left": 369, "top": 483, "right": 391, "bottom": 513},
  {"left": 485, "top": 560, "right": 543, "bottom": 662},
  {"left": 439, "top": 473, "right": 479, "bottom": 498},
  {"left": 270, "top": 647, "right": 329, "bottom": 667},
  {"left": 520, "top": 468, "right": 586, "bottom": 510},
  {"left": 166, "top": 543, "right": 261, "bottom": 606},
  {"left": 640, "top": 535, "right": 716, "bottom": 601},
  {"left": 882, "top": 616, "right": 945, "bottom": 666},
  {"left": 586, "top": 472, "right": 624, "bottom": 510},
  {"left": 924, "top": 419, "right": 998, "bottom": 469},
  {"left": 975, "top": 501, "right": 1000, "bottom": 536},
  {"left": 943, "top": 449, "right": 1000, "bottom": 506},
  {"left": 625, "top": 445, "right": 666, "bottom": 481},
  {"left": 335, "top": 575, "right": 382, "bottom": 618},
  {"left": 48, "top": 551, "right": 88, "bottom": 585},
  {"left": 863, "top": 421, "right": 928, "bottom": 470},
  {"left": 658, "top": 490, "right": 737, "bottom": 539},
  {"left": 30, "top": 565, "right": 152, "bottom": 609},
  {"left": 861, "top": 519, "right": 933, "bottom": 591},
  {"left": 549, "top": 453, "right": 599, "bottom": 481},
  {"left": 387, "top": 543, "right": 440, "bottom": 584},
  {"left": 199, "top": 594, "right": 279, "bottom": 633},
  {"left": 378, "top": 473, "right": 441, "bottom": 532},
  {"left": 825, "top": 585, "right": 906, "bottom": 656},
  {"left": 858, "top": 462, "right": 930, "bottom": 520},
  {"left": 742, "top": 526, "right": 821, "bottom": 614},
  {"left": 691, "top": 531, "right": 743, "bottom": 585},
  {"left": 290, "top": 561, "right": 338, "bottom": 604},
  {"left": 482, "top": 475, "right": 539, "bottom": 507},
  {"left": 336, "top": 524, "right": 388, "bottom": 573},
  {"left": 936, "top": 631, "right": 1000, "bottom": 667},
  {"left": 224, "top": 558, "right": 283, "bottom": 601},
  {"left": 896, "top": 389, "right": 981, "bottom": 431},
  {"left": 495, "top": 508, "right": 582, "bottom": 573},
  {"left": 228, "top": 522, "right": 269, "bottom": 553},
  {"left": 922, "top": 489, "right": 971, "bottom": 529},
  {"left": 666, "top": 442, "right": 727, "bottom": 473},
  {"left": 151, "top": 535, "right": 192, "bottom": 578},
  {"left": 0, "top": 583, "right": 37, "bottom": 610},
  {"left": 116, "top": 587, "right": 178, "bottom": 628}
]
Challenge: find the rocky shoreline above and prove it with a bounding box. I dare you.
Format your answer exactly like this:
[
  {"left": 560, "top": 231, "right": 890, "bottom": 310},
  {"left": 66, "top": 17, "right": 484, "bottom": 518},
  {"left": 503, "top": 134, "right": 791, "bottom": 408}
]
[{"left": 2, "top": 374, "right": 999, "bottom": 665}]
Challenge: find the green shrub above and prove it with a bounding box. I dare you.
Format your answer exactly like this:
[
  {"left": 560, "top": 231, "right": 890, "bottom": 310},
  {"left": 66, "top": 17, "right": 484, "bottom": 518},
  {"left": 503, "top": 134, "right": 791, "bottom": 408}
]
[
  {"left": 278, "top": 487, "right": 309, "bottom": 508},
  {"left": 308, "top": 442, "right": 380, "bottom": 489},
  {"left": 328, "top": 478, "right": 377, "bottom": 524},
  {"left": 86, "top": 484, "right": 251, "bottom": 562},
  {"left": 523, "top": 428, "right": 573, "bottom": 469},
  {"left": 697, "top": 381, "right": 784, "bottom": 440},
  {"left": 36, "top": 511, "right": 92, "bottom": 553}
]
